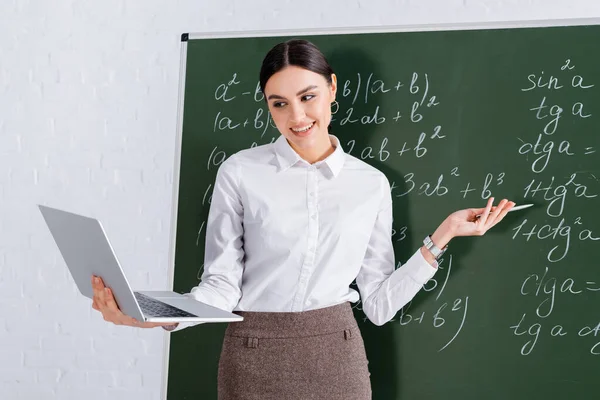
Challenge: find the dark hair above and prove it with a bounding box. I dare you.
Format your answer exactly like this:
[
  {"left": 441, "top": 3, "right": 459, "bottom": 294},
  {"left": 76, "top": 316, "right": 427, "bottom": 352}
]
[{"left": 259, "top": 39, "right": 334, "bottom": 95}]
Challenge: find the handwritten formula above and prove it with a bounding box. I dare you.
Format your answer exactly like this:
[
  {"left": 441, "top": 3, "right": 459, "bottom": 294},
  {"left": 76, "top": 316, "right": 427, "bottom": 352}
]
[{"left": 191, "top": 59, "right": 598, "bottom": 358}]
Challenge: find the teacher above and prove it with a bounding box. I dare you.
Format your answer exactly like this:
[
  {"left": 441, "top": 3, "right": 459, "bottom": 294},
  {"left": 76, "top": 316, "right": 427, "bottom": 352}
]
[{"left": 92, "top": 39, "right": 515, "bottom": 399}]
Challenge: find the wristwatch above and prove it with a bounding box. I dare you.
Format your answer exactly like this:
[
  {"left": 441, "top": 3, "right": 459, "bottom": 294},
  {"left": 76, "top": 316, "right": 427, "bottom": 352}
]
[{"left": 423, "top": 234, "right": 448, "bottom": 259}]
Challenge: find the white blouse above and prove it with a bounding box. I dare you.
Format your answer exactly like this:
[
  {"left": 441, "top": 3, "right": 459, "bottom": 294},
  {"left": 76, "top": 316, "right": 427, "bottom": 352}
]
[{"left": 175, "top": 134, "right": 437, "bottom": 331}]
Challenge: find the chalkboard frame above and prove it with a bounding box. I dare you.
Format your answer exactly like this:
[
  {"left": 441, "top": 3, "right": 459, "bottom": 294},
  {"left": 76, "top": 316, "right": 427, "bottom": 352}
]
[{"left": 161, "top": 17, "right": 600, "bottom": 399}]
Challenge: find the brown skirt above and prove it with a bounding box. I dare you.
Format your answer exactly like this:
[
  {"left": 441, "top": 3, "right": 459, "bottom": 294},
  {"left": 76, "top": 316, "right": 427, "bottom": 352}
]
[{"left": 217, "top": 302, "right": 372, "bottom": 400}]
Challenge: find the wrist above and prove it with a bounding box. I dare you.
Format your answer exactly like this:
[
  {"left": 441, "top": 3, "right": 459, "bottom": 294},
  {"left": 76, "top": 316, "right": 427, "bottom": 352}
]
[
  {"left": 420, "top": 245, "right": 438, "bottom": 268},
  {"left": 431, "top": 218, "right": 455, "bottom": 249}
]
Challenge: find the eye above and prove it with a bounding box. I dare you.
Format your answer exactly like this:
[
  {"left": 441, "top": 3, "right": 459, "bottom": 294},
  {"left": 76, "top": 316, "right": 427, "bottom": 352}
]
[
  {"left": 272, "top": 101, "right": 286, "bottom": 108},
  {"left": 301, "top": 94, "right": 315, "bottom": 101}
]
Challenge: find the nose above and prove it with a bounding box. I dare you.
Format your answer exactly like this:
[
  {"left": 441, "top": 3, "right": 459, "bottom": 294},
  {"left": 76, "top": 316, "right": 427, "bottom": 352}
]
[{"left": 289, "top": 103, "right": 306, "bottom": 124}]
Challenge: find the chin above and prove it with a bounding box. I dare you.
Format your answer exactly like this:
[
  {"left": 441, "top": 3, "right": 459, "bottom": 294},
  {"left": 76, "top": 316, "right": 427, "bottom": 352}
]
[{"left": 288, "top": 132, "right": 320, "bottom": 149}]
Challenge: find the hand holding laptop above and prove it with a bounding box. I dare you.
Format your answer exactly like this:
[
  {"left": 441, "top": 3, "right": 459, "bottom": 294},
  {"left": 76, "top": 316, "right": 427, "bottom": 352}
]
[
  {"left": 38, "top": 205, "right": 242, "bottom": 328},
  {"left": 91, "top": 275, "right": 176, "bottom": 329}
]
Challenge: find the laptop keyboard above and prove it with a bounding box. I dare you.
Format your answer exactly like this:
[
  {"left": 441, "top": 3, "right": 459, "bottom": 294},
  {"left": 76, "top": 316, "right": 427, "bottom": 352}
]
[{"left": 134, "top": 292, "right": 196, "bottom": 318}]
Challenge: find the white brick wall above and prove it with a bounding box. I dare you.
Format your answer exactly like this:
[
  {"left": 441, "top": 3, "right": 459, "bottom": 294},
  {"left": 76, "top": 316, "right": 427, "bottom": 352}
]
[{"left": 1, "top": 1, "right": 599, "bottom": 399}]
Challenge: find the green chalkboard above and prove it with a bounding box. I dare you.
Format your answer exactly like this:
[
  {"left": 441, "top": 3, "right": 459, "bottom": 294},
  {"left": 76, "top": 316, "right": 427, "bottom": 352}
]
[{"left": 165, "top": 23, "right": 600, "bottom": 399}]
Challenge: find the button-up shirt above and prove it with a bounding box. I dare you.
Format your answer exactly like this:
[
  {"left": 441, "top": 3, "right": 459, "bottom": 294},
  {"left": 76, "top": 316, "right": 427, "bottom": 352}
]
[{"left": 179, "top": 134, "right": 437, "bottom": 329}]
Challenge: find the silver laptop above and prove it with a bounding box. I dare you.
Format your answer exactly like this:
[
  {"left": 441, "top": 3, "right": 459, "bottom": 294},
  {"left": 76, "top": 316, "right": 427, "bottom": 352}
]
[{"left": 38, "top": 205, "right": 243, "bottom": 324}]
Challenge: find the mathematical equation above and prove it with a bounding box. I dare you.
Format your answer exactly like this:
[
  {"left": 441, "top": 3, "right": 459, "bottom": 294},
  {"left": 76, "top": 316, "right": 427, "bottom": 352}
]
[
  {"left": 393, "top": 254, "right": 469, "bottom": 353},
  {"left": 190, "top": 59, "right": 598, "bottom": 357},
  {"left": 518, "top": 59, "right": 596, "bottom": 173},
  {"left": 210, "top": 71, "right": 441, "bottom": 145},
  {"left": 510, "top": 59, "right": 599, "bottom": 356},
  {"left": 510, "top": 263, "right": 600, "bottom": 356}
]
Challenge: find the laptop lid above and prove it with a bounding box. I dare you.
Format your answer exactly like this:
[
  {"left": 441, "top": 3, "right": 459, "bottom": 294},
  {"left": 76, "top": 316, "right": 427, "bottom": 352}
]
[{"left": 38, "top": 205, "right": 145, "bottom": 321}]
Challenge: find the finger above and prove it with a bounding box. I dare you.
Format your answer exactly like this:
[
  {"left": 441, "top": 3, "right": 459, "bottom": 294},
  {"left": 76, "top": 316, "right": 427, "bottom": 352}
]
[
  {"left": 91, "top": 276, "right": 101, "bottom": 301},
  {"left": 93, "top": 277, "right": 106, "bottom": 302},
  {"left": 104, "top": 288, "right": 121, "bottom": 313},
  {"left": 99, "top": 287, "right": 116, "bottom": 315},
  {"left": 484, "top": 200, "right": 512, "bottom": 231},
  {"left": 487, "top": 202, "right": 505, "bottom": 227},
  {"left": 493, "top": 199, "right": 512, "bottom": 218},
  {"left": 96, "top": 276, "right": 106, "bottom": 289},
  {"left": 92, "top": 275, "right": 104, "bottom": 288},
  {"left": 146, "top": 321, "right": 179, "bottom": 329},
  {"left": 469, "top": 207, "right": 493, "bottom": 217},
  {"left": 488, "top": 199, "right": 508, "bottom": 221},
  {"left": 105, "top": 288, "right": 130, "bottom": 324},
  {"left": 92, "top": 283, "right": 111, "bottom": 319},
  {"left": 487, "top": 200, "right": 514, "bottom": 227},
  {"left": 478, "top": 197, "right": 495, "bottom": 226},
  {"left": 97, "top": 283, "right": 108, "bottom": 309},
  {"left": 106, "top": 288, "right": 133, "bottom": 325},
  {"left": 131, "top": 318, "right": 159, "bottom": 328},
  {"left": 469, "top": 205, "right": 499, "bottom": 221}
]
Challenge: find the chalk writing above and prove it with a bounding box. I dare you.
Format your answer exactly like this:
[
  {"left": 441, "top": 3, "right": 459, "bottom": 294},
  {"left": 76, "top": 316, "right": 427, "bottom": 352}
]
[
  {"left": 509, "top": 59, "right": 598, "bottom": 356},
  {"left": 193, "top": 60, "right": 598, "bottom": 359}
]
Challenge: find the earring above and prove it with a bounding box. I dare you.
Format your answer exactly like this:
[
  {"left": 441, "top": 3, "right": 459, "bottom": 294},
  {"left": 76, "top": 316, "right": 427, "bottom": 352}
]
[{"left": 331, "top": 100, "right": 339, "bottom": 115}]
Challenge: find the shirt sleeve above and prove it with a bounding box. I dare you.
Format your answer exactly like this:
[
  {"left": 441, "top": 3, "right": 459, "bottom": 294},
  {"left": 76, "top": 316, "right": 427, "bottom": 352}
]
[
  {"left": 168, "top": 155, "right": 245, "bottom": 332},
  {"left": 355, "top": 174, "right": 438, "bottom": 326}
]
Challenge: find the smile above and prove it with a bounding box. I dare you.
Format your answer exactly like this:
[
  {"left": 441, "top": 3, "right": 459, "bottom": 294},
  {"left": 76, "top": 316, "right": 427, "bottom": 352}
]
[{"left": 290, "top": 122, "right": 314, "bottom": 133}]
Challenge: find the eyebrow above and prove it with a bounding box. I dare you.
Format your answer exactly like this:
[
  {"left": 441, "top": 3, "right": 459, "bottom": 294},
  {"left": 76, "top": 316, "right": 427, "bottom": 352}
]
[{"left": 267, "top": 85, "right": 319, "bottom": 100}]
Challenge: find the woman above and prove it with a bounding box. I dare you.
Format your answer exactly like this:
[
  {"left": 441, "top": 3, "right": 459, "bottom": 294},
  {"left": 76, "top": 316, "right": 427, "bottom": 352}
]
[{"left": 92, "top": 39, "right": 515, "bottom": 399}]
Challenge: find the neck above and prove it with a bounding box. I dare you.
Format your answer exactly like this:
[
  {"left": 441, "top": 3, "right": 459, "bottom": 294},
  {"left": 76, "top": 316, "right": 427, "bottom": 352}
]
[{"left": 291, "top": 134, "right": 335, "bottom": 164}]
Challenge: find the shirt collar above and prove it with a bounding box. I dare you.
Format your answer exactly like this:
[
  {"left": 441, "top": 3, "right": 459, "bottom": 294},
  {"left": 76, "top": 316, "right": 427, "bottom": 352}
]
[{"left": 273, "top": 134, "right": 346, "bottom": 178}]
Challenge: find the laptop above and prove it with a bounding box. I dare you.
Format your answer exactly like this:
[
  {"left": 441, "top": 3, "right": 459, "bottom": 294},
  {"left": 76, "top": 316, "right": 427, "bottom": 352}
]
[{"left": 38, "top": 205, "right": 243, "bottom": 324}]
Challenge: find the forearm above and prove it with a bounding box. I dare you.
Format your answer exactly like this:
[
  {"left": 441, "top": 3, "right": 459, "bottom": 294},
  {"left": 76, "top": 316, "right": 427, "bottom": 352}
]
[{"left": 360, "top": 247, "right": 438, "bottom": 326}]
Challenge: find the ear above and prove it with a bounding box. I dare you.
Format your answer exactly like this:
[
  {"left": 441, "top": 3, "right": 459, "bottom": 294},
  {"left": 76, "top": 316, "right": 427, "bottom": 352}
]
[{"left": 329, "top": 73, "right": 337, "bottom": 101}]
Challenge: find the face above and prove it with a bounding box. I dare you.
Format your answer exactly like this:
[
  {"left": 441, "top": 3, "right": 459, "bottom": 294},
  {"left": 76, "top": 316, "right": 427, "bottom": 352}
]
[{"left": 264, "top": 65, "right": 337, "bottom": 154}]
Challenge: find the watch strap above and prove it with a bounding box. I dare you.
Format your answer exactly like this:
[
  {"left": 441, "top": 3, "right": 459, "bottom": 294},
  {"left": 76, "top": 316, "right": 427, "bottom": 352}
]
[{"left": 423, "top": 234, "right": 447, "bottom": 259}]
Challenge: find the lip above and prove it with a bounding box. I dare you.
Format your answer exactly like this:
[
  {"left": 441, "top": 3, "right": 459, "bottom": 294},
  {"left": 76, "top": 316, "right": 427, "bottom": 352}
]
[{"left": 290, "top": 122, "right": 315, "bottom": 137}]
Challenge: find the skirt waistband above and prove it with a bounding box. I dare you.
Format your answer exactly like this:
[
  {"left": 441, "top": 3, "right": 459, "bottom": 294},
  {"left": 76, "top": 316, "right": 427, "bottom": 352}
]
[{"left": 226, "top": 302, "right": 356, "bottom": 339}]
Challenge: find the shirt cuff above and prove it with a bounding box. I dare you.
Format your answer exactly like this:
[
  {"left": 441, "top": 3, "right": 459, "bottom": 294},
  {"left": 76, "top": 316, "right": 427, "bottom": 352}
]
[{"left": 397, "top": 248, "right": 438, "bottom": 285}]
